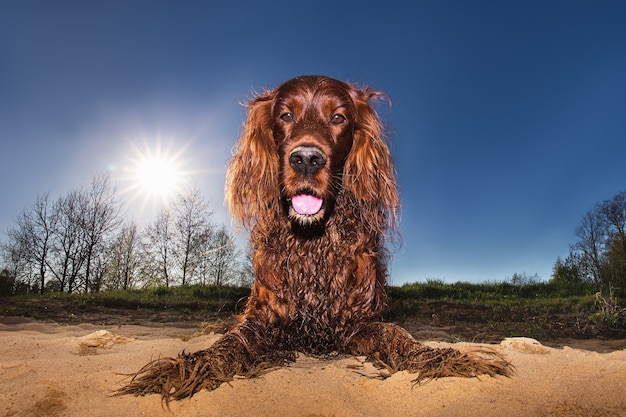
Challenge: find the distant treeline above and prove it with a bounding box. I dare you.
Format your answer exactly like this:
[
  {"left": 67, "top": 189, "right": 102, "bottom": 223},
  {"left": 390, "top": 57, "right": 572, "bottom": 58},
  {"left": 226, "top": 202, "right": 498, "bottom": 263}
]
[
  {"left": 0, "top": 278, "right": 609, "bottom": 304},
  {"left": 389, "top": 278, "right": 600, "bottom": 303},
  {"left": 1, "top": 170, "right": 625, "bottom": 301},
  {"left": 0, "top": 172, "right": 251, "bottom": 296}
]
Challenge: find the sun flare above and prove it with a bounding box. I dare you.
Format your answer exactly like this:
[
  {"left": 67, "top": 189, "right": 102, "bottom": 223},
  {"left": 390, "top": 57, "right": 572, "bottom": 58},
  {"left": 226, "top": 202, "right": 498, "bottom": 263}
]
[
  {"left": 116, "top": 138, "right": 192, "bottom": 213},
  {"left": 135, "top": 154, "right": 180, "bottom": 197}
]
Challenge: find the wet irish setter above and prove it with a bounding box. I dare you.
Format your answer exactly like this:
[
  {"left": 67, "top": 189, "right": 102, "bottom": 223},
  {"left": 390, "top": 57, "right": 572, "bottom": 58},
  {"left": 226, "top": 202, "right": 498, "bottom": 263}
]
[{"left": 119, "top": 75, "right": 511, "bottom": 402}]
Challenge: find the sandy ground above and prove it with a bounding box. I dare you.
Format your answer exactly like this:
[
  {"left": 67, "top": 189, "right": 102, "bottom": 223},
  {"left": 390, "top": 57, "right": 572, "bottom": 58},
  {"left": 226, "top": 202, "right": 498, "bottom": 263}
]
[{"left": 1, "top": 317, "right": 625, "bottom": 417}]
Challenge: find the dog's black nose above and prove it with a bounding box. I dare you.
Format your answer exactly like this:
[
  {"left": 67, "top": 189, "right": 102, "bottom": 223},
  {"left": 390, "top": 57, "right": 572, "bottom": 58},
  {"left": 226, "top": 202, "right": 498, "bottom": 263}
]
[{"left": 289, "top": 146, "right": 326, "bottom": 175}]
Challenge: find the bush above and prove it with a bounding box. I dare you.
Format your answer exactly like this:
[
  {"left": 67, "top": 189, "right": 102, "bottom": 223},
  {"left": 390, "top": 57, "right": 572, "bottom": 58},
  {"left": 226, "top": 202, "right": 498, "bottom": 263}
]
[
  {"left": 390, "top": 279, "right": 600, "bottom": 304},
  {"left": 590, "top": 286, "right": 626, "bottom": 332}
]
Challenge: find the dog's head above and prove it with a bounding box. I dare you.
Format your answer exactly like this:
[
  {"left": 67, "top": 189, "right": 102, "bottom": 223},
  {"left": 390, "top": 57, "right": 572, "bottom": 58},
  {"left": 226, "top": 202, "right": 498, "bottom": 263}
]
[
  {"left": 226, "top": 75, "right": 398, "bottom": 235},
  {"left": 272, "top": 76, "right": 357, "bottom": 227}
]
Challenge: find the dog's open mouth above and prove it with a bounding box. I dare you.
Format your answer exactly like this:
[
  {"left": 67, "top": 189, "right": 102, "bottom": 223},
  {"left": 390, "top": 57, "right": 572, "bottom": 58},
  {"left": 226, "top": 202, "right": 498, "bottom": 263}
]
[
  {"left": 286, "top": 191, "right": 330, "bottom": 233},
  {"left": 290, "top": 194, "right": 323, "bottom": 216}
]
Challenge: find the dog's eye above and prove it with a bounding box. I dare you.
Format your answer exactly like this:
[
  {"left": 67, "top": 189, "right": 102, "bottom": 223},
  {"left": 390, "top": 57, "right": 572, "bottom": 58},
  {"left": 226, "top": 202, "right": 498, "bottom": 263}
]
[
  {"left": 280, "top": 112, "right": 294, "bottom": 122},
  {"left": 330, "top": 114, "right": 346, "bottom": 125}
]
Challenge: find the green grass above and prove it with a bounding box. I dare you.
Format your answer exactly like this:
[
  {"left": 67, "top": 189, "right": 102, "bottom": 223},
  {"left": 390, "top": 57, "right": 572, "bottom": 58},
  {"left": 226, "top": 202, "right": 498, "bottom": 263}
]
[
  {"left": 6, "top": 280, "right": 610, "bottom": 311},
  {"left": 389, "top": 279, "right": 599, "bottom": 304},
  {"left": 19, "top": 284, "right": 252, "bottom": 313},
  {"left": 385, "top": 279, "right": 625, "bottom": 337},
  {"left": 2, "top": 280, "right": 623, "bottom": 337}
]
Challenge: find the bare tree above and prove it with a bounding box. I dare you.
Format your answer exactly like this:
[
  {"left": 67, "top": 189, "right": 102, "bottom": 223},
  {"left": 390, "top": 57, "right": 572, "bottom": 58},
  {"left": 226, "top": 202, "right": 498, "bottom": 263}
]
[
  {"left": 171, "top": 187, "right": 215, "bottom": 286},
  {"left": 106, "top": 221, "right": 141, "bottom": 290},
  {"left": 599, "top": 192, "right": 626, "bottom": 261},
  {"left": 47, "top": 189, "right": 90, "bottom": 292},
  {"left": 2, "top": 229, "right": 34, "bottom": 292},
  {"left": 237, "top": 248, "right": 255, "bottom": 287},
  {"left": 567, "top": 191, "right": 626, "bottom": 297},
  {"left": 6, "top": 193, "right": 57, "bottom": 293},
  {"left": 571, "top": 208, "right": 607, "bottom": 283},
  {"left": 81, "top": 172, "right": 122, "bottom": 292},
  {"left": 198, "top": 225, "right": 239, "bottom": 286},
  {"left": 143, "top": 208, "right": 175, "bottom": 287}
]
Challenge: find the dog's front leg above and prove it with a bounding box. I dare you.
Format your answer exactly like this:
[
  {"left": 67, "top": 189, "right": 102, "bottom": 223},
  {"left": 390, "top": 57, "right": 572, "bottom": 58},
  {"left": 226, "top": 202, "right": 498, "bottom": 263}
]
[
  {"left": 347, "top": 322, "right": 512, "bottom": 380},
  {"left": 117, "top": 320, "right": 295, "bottom": 402}
]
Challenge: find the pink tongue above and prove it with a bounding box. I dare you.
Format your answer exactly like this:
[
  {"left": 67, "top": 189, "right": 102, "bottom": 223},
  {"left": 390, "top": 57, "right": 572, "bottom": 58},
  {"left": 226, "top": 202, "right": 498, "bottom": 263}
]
[{"left": 291, "top": 194, "right": 323, "bottom": 215}]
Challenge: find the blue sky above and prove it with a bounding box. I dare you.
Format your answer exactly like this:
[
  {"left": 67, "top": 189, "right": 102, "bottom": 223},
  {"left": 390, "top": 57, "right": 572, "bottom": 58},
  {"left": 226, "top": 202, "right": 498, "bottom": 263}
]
[{"left": 1, "top": 1, "right": 625, "bottom": 285}]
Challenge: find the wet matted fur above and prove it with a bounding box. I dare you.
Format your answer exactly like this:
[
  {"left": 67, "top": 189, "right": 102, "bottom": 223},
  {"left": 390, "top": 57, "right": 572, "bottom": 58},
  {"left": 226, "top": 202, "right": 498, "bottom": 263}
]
[{"left": 118, "top": 75, "right": 512, "bottom": 402}]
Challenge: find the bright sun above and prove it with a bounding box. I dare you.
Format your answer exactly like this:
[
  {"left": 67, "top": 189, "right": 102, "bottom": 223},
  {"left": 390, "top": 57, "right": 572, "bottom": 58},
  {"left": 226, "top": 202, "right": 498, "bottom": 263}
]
[
  {"left": 136, "top": 154, "right": 180, "bottom": 197},
  {"left": 117, "top": 138, "right": 191, "bottom": 212}
]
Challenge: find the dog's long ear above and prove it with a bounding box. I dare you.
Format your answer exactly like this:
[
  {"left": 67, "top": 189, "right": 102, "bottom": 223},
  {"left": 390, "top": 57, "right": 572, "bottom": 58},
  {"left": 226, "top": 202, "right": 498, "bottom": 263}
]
[
  {"left": 226, "top": 90, "right": 278, "bottom": 229},
  {"left": 343, "top": 87, "right": 399, "bottom": 233}
]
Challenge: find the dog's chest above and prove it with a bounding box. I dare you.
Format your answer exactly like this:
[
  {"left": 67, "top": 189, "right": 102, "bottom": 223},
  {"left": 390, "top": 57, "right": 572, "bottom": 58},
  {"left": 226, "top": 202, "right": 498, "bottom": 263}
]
[{"left": 254, "top": 221, "right": 384, "bottom": 352}]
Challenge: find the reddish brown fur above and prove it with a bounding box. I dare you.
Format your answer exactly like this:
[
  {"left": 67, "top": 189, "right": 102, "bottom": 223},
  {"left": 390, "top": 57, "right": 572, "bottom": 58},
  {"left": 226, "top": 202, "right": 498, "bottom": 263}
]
[
  {"left": 226, "top": 76, "right": 396, "bottom": 352},
  {"left": 118, "top": 76, "right": 511, "bottom": 402}
]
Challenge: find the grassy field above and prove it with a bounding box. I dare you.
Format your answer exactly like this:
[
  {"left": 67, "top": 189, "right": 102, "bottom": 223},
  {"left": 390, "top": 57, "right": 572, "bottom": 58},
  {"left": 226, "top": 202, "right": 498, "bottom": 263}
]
[
  {"left": 385, "top": 280, "right": 624, "bottom": 342},
  {"left": 1, "top": 281, "right": 624, "bottom": 344}
]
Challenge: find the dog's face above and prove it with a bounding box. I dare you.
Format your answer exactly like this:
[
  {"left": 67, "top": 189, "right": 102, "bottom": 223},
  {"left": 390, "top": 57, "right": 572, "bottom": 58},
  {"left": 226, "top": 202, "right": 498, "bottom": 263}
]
[
  {"left": 271, "top": 76, "right": 357, "bottom": 229},
  {"left": 226, "top": 75, "right": 397, "bottom": 236}
]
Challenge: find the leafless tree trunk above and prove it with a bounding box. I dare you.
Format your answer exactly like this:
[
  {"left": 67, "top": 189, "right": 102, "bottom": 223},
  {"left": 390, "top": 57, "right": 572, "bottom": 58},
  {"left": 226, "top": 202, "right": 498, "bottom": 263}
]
[
  {"left": 199, "top": 226, "right": 239, "bottom": 286},
  {"left": 107, "top": 221, "right": 141, "bottom": 290},
  {"left": 171, "top": 188, "right": 215, "bottom": 286},
  {"left": 237, "top": 248, "right": 255, "bottom": 287},
  {"left": 144, "top": 209, "right": 175, "bottom": 287},
  {"left": 47, "top": 189, "right": 90, "bottom": 292},
  {"left": 82, "top": 172, "right": 122, "bottom": 292},
  {"left": 600, "top": 192, "right": 626, "bottom": 260},
  {"left": 6, "top": 193, "right": 57, "bottom": 293},
  {"left": 142, "top": 188, "right": 216, "bottom": 287},
  {"left": 571, "top": 209, "right": 607, "bottom": 283}
]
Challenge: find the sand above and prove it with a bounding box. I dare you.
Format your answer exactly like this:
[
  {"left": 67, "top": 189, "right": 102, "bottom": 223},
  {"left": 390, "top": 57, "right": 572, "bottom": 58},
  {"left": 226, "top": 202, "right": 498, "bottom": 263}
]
[{"left": 1, "top": 317, "right": 625, "bottom": 417}]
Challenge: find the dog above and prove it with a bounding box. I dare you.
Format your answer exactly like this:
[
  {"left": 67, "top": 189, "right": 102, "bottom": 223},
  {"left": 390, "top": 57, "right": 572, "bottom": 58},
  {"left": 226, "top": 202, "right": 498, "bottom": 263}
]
[{"left": 119, "top": 75, "right": 511, "bottom": 401}]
